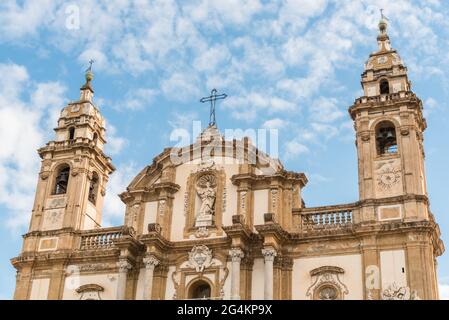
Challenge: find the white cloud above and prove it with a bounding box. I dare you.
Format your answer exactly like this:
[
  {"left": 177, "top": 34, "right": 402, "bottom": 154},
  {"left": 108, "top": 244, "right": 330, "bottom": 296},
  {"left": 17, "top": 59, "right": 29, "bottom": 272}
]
[
  {"left": 223, "top": 92, "right": 296, "bottom": 122},
  {"left": 0, "top": 0, "right": 56, "bottom": 40},
  {"left": 262, "top": 118, "right": 288, "bottom": 130},
  {"left": 78, "top": 49, "right": 110, "bottom": 72},
  {"left": 102, "top": 162, "right": 138, "bottom": 227},
  {"left": 309, "top": 97, "right": 345, "bottom": 123},
  {"left": 105, "top": 124, "right": 127, "bottom": 156},
  {"left": 161, "top": 72, "right": 200, "bottom": 102},
  {"left": 284, "top": 140, "right": 310, "bottom": 160},
  {"left": 440, "top": 283, "right": 449, "bottom": 300},
  {"left": 0, "top": 63, "right": 67, "bottom": 230}
]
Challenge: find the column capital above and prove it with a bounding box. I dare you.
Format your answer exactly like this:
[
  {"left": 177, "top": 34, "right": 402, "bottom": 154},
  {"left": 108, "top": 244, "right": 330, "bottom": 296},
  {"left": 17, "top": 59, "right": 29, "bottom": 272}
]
[
  {"left": 143, "top": 254, "right": 160, "bottom": 269},
  {"left": 117, "top": 259, "right": 132, "bottom": 273},
  {"left": 262, "top": 247, "right": 277, "bottom": 262},
  {"left": 229, "top": 247, "right": 245, "bottom": 262}
]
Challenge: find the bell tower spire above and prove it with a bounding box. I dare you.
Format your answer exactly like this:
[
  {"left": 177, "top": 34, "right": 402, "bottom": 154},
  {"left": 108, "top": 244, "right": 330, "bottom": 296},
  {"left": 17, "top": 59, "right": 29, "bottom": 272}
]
[
  {"left": 349, "top": 17, "right": 428, "bottom": 221},
  {"left": 25, "top": 65, "right": 115, "bottom": 237}
]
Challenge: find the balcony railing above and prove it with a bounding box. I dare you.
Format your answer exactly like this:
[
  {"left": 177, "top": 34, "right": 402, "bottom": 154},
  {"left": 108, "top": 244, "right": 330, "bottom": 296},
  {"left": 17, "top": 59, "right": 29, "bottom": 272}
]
[
  {"left": 80, "top": 226, "right": 123, "bottom": 250},
  {"left": 354, "top": 91, "right": 416, "bottom": 105},
  {"left": 299, "top": 204, "right": 357, "bottom": 232}
]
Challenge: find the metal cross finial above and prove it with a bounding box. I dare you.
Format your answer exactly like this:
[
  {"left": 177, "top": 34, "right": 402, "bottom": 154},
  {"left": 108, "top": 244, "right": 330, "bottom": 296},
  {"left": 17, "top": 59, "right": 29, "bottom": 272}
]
[
  {"left": 380, "top": 8, "right": 388, "bottom": 20},
  {"left": 86, "top": 59, "right": 94, "bottom": 73},
  {"left": 200, "top": 89, "right": 227, "bottom": 127}
]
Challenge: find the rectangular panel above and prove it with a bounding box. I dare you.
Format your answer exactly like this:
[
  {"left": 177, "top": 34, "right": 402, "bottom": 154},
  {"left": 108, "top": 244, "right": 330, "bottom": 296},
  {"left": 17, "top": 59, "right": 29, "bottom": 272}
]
[
  {"left": 30, "top": 278, "right": 50, "bottom": 300},
  {"left": 253, "top": 190, "right": 268, "bottom": 226},
  {"left": 378, "top": 205, "right": 402, "bottom": 221},
  {"left": 380, "top": 250, "right": 407, "bottom": 290},
  {"left": 251, "top": 258, "right": 265, "bottom": 300},
  {"left": 142, "top": 201, "right": 158, "bottom": 234},
  {"left": 38, "top": 237, "right": 59, "bottom": 251}
]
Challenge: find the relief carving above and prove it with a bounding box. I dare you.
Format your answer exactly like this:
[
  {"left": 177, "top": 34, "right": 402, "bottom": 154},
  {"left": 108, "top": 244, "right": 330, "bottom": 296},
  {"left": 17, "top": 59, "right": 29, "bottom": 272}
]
[
  {"left": 187, "top": 245, "right": 213, "bottom": 272},
  {"left": 381, "top": 282, "right": 421, "bottom": 300},
  {"left": 375, "top": 160, "right": 402, "bottom": 195}
]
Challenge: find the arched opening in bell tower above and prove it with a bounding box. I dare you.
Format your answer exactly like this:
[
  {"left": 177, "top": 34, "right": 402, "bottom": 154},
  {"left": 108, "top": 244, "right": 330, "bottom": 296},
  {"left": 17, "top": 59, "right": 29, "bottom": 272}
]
[
  {"left": 68, "top": 127, "right": 75, "bottom": 140},
  {"left": 376, "top": 121, "right": 398, "bottom": 155},
  {"left": 380, "top": 79, "right": 390, "bottom": 95},
  {"left": 53, "top": 165, "right": 70, "bottom": 195}
]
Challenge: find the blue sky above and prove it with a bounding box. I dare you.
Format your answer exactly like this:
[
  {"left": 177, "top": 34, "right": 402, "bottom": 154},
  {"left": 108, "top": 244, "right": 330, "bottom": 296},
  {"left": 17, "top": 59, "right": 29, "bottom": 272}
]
[{"left": 0, "top": 0, "right": 448, "bottom": 299}]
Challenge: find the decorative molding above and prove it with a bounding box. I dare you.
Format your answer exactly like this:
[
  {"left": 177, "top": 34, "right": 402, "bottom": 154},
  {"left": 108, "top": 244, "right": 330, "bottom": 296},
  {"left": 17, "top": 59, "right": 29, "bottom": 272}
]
[
  {"left": 76, "top": 284, "right": 104, "bottom": 300},
  {"left": 306, "top": 266, "right": 348, "bottom": 300}
]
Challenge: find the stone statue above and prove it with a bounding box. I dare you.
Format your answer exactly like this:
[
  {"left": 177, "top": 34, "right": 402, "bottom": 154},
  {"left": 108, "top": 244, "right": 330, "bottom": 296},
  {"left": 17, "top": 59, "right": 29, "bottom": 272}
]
[{"left": 195, "top": 174, "right": 217, "bottom": 227}]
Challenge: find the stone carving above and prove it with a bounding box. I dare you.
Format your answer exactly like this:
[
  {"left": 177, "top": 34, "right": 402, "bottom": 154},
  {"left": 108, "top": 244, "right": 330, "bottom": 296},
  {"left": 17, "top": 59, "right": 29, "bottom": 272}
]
[
  {"left": 222, "top": 187, "right": 227, "bottom": 213},
  {"left": 76, "top": 284, "right": 103, "bottom": 300},
  {"left": 80, "top": 263, "right": 112, "bottom": 272},
  {"left": 377, "top": 165, "right": 401, "bottom": 191},
  {"left": 195, "top": 174, "right": 217, "bottom": 227},
  {"left": 117, "top": 259, "right": 132, "bottom": 273},
  {"left": 271, "top": 189, "right": 278, "bottom": 210},
  {"left": 195, "top": 226, "right": 209, "bottom": 238},
  {"left": 240, "top": 191, "right": 247, "bottom": 214},
  {"left": 193, "top": 159, "right": 222, "bottom": 174},
  {"left": 229, "top": 248, "right": 244, "bottom": 262},
  {"left": 143, "top": 255, "right": 160, "bottom": 269},
  {"left": 381, "top": 282, "right": 420, "bottom": 300},
  {"left": 261, "top": 247, "right": 277, "bottom": 262},
  {"left": 219, "top": 266, "right": 229, "bottom": 299},
  {"left": 127, "top": 204, "right": 139, "bottom": 227},
  {"left": 306, "top": 266, "right": 349, "bottom": 300},
  {"left": 187, "top": 245, "right": 213, "bottom": 272},
  {"left": 375, "top": 160, "right": 402, "bottom": 194},
  {"left": 184, "top": 191, "right": 189, "bottom": 217},
  {"left": 171, "top": 270, "right": 180, "bottom": 300},
  {"left": 158, "top": 200, "right": 166, "bottom": 216}
]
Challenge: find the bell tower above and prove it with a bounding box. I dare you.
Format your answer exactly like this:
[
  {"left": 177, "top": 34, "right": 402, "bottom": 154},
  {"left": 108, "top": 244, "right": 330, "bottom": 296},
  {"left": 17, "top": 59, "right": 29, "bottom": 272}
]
[
  {"left": 27, "top": 67, "right": 115, "bottom": 235},
  {"left": 349, "top": 15, "right": 428, "bottom": 222}
]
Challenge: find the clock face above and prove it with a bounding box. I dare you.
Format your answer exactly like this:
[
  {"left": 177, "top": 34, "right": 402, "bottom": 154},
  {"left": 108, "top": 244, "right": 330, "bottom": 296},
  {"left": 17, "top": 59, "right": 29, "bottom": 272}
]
[{"left": 378, "top": 167, "right": 401, "bottom": 190}]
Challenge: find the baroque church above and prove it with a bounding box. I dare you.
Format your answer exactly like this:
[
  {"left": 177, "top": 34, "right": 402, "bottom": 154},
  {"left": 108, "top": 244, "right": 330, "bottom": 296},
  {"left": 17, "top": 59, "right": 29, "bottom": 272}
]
[{"left": 11, "top": 17, "right": 444, "bottom": 300}]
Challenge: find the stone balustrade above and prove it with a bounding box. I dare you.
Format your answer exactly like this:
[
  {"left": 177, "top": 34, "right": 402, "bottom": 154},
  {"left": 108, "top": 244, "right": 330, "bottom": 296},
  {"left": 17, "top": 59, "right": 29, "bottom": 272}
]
[
  {"left": 80, "top": 226, "right": 123, "bottom": 250},
  {"left": 300, "top": 204, "right": 357, "bottom": 232}
]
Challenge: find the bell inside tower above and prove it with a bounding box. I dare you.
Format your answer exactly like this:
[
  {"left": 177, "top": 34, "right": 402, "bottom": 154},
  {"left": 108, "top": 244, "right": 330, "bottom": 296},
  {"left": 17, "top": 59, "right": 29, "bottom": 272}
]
[{"left": 376, "top": 122, "right": 398, "bottom": 155}]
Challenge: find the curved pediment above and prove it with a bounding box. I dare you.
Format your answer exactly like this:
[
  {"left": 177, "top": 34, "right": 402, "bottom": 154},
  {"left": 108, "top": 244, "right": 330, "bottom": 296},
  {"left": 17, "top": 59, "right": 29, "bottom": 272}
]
[{"left": 122, "top": 126, "right": 290, "bottom": 196}]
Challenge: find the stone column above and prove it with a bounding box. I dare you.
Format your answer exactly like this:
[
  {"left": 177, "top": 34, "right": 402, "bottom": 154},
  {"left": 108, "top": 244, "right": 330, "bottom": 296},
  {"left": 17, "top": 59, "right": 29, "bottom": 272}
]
[
  {"left": 142, "top": 255, "right": 160, "bottom": 300},
  {"left": 262, "top": 247, "right": 277, "bottom": 300},
  {"left": 116, "top": 259, "right": 132, "bottom": 300},
  {"left": 229, "top": 248, "right": 244, "bottom": 300}
]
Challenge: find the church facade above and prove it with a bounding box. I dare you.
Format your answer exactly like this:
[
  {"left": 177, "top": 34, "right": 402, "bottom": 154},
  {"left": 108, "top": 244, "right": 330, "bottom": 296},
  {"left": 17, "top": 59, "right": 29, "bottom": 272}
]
[{"left": 11, "top": 18, "right": 444, "bottom": 300}]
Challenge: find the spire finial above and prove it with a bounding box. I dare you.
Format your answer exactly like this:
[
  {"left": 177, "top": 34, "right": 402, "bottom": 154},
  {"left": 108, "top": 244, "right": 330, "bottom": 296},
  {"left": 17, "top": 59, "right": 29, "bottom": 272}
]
[
  {"left": 85, "top": 59, "right": 94, "bottom": 83},
  {"left": 378, "top": 9, "right": 389, "bottom": 34}
]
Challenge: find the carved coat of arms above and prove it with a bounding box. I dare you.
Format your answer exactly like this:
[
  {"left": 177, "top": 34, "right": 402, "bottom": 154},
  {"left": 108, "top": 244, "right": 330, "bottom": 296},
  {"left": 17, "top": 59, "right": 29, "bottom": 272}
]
[{"left": 188, "top": 245, "right": 213, "bottom": 272}]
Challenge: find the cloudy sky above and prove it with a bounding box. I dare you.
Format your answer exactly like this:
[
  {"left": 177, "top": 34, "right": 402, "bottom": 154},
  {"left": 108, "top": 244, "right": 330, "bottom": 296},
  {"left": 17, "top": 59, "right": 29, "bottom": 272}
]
[{"left": 1, "top": 0, "right": 448, "bottom": 299}]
